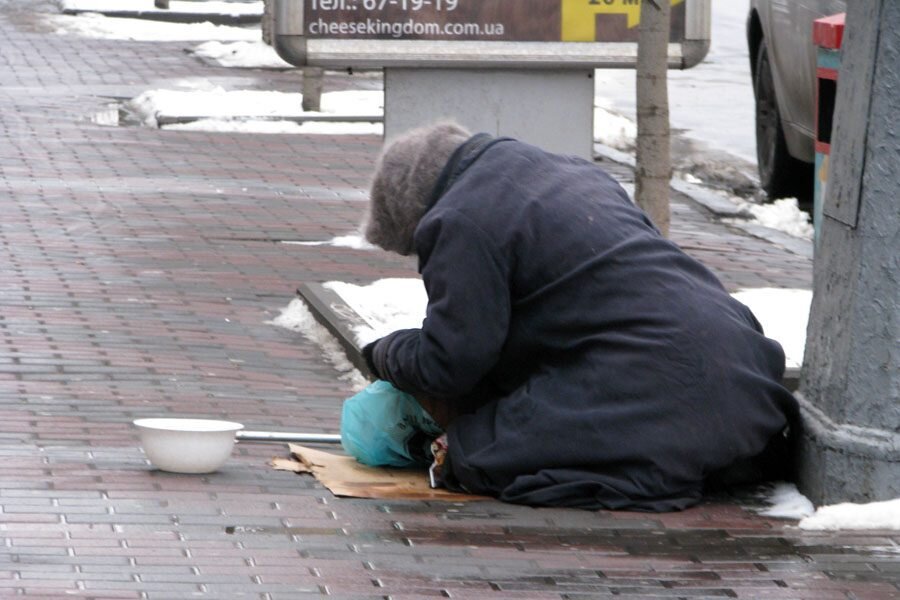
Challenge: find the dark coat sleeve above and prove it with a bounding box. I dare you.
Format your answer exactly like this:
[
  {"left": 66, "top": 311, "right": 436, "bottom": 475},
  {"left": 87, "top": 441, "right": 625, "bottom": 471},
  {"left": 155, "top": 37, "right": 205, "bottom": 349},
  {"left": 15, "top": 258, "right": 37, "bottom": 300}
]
[{"left": 370, "top": 208, "right": 510, "bottom": 399}]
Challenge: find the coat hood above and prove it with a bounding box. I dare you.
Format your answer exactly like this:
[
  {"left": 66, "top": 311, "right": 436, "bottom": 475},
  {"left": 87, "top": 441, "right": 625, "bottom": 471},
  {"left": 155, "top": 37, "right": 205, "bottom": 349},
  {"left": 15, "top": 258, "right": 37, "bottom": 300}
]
[{"left": 364, "top": 121, "right": 472, "bottom": 255}]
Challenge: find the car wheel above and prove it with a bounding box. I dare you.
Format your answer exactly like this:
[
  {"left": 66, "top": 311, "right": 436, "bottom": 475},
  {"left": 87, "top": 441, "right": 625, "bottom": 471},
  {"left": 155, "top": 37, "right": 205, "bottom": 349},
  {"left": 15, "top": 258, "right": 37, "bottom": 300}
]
[{"left": 754, "top": 39, "right": 812, "bottom": 202}]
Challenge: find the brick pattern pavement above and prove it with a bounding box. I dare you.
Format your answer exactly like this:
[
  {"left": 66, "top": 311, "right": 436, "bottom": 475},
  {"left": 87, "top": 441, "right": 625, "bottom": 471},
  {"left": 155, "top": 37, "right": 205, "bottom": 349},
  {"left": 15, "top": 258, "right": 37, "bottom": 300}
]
[{"left": 1, "top": 2, "right": 896, "bottom": 598}]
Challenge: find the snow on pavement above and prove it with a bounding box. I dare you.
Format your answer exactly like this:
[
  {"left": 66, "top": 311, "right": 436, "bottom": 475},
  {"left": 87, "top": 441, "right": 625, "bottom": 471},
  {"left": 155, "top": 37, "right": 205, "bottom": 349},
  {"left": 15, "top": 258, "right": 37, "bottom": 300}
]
[
  {"left": 594, "top": 103, "right": 638, "bottom": 149},
  {"left": 47, "top": 12, "right": 260, "bottom": 41},
  {"left": 730, "top": 198, "right": 815, "bottom": 240},
  {"left": 731, "top": 288, "right": 812, "bottom": 368},
  {"left": 192, "top": 40, "right": 291, "bottom": 69},
  {"left": 127, "top": 88, "right": 383, "bottom": 129},
  {"left": 164, "top": 118, "right": 383, "bottom": 135},
  {"left": 800, "top": 498, "right": 900, "bottom": 531},
  {"left": 266, "top": 299, "right": 368, "bottom": 391},
  {"left": 758, "top": 482, "right": 816, "bottom": 519},
  {"left": 322, "top": 279, "right": 427, "bottom": 346},
  {"left": 283, "top": 235, "right": 377, "bottom": 251},
  {"left": 758, "top": 483, "right": 900, "bottom": 531},
  {"left": 60, "top": 0, "right": 263, "bottom": 16}
]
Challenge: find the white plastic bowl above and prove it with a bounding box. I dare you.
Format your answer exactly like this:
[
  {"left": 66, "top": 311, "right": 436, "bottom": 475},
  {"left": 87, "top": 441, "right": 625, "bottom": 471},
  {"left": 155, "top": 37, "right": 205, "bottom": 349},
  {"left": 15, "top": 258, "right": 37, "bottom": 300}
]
[{"left": 134, "top": 418, "right": 243, "bottom": 474}]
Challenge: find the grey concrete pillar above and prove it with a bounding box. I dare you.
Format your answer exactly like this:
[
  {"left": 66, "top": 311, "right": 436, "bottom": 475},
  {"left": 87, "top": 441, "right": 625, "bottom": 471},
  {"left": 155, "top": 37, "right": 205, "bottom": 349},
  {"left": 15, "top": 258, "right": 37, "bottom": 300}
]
[
  {"left": 384, "top": 69, "right": 595, "bottom": 159},
  {"left": 797, "top": 0, "right": 900, "bottom": 505},
  {"left": 302, "top": 67, "right": 324, "bottom": 112},
  {"left": 261, "top": 0, "right": 274, "bottom": 46}
]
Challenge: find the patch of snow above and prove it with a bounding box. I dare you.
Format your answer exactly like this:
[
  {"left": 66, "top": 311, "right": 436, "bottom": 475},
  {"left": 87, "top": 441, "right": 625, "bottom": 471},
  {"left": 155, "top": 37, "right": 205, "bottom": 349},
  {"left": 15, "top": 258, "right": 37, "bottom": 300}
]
[
  {"left": 681, "top": 173, "right": 703, "bottom": 185},
  {"left": 165, "top": 119, "right": 382, "bottom": 135},
  {"left": 284, "top": 235, "right": 377, "bottom": 249},
  {"left": 266, "top": 298, "right": 368, "bottom": 391},
  {"left": 757, "top": 482, "right": 816, "bottom": 519},
  {"left": 315, "top": 90, "right": 383, "bottom": 115},
  {"left": 324, "top": 235, "right": 376, "bottom": 249},
  {"left": 60, "top": 0, "right": 263, "bottom": 16},
  {"left": 192, "top": 40, "right": 291, "bottom": 69},
  {"left": 731, "top": 471, "right": 900, "bottom": 533},
  {"left": 593, "top": 104, "right": 636, "bottom": 150},
  {"left": 128, "top": 88, "right": 382, "bottom": 127},
  {"left": 730, "top": 288, "right": 811, "bottom": 369},
  {"left": 733, "top": 198, "right": 815, "bottom": 240},
  {"left": 323, "top": 279, "right": 427, "bottom": 346},
  {"left": 47, "top": 12, "right": 260, "bottom": 41},
  {"left": 800, "top": 498, "right": 900, "bottom": 531}
]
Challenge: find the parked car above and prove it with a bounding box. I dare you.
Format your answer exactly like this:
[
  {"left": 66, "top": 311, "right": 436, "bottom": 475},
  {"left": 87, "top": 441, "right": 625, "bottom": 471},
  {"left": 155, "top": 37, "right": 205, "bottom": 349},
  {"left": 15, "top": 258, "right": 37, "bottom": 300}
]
[{"left": 747, "top": 0, "right": 846, "bottom": 202}]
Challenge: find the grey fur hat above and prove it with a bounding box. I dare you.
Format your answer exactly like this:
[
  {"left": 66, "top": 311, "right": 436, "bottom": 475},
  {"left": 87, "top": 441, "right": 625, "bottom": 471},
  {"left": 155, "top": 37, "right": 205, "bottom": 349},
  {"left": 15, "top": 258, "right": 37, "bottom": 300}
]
[{"left": 364, "top": 121, "right": 472, "bottom": 255}]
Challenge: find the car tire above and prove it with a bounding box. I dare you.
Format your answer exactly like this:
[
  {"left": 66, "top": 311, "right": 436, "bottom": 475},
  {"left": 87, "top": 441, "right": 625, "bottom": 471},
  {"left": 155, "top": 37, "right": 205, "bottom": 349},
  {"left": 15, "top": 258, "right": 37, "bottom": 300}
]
[{"left": 754, "top": 39, "right": 813, "bottom": 202}]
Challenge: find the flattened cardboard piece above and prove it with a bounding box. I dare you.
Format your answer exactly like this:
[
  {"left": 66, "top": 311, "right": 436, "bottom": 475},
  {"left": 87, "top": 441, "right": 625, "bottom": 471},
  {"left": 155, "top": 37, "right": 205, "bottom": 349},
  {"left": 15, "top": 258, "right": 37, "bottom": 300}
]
[
  {"left": 286, "top": 443, "right": 485, "bottom": 502},
  {"left": 270, "top": 457, "right": 311, "bottom": 473}
]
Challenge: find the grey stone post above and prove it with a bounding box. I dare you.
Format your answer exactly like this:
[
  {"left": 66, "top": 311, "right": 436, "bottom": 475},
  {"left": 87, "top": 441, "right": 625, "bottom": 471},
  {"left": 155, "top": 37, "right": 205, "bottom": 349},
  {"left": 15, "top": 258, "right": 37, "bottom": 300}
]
[
  {"left": 302, "top": 67, "right": 324, "bottom": 113},
  {"left": 262, "top": 0, "right": 274, "bottom": 47},
  {"left": 797, "top": 0, "right": 900, "bottom": 505}
]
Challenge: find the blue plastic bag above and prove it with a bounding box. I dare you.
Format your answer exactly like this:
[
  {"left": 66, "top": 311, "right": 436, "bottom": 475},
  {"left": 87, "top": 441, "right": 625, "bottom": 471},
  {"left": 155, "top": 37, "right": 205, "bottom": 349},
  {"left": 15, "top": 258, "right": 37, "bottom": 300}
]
[{"left": 341, "top": 380, "right": 443, "bottom": 468}]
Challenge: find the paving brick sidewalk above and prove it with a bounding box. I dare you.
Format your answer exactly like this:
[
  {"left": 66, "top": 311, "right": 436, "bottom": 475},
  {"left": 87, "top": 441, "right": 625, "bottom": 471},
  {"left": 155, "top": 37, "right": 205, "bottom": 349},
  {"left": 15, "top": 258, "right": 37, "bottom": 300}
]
[{"left": 1, "top": 2, "right": 896, "bottom": 598}]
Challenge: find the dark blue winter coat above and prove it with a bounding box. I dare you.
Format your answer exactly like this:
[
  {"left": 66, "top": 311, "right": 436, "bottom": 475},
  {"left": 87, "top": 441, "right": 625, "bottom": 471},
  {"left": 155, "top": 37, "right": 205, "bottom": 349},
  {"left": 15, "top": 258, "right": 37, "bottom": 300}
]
[{"left": 369, "top": 134, "right": 798, "bottom": 511}]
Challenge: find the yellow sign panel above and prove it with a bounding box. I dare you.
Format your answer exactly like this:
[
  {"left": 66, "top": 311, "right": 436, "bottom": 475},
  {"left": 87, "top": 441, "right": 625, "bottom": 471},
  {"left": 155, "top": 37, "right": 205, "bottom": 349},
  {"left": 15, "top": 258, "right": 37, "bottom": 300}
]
[{"left": 561, "top": 0, "right": 685, "bottom": 41}]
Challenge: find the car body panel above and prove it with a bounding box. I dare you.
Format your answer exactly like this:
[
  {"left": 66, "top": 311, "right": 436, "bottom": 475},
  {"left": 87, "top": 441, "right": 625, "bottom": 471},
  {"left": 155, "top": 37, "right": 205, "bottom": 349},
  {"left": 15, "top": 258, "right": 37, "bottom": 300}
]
[{"left": 749, "top": 0, "right": 846, "bottom": 163}]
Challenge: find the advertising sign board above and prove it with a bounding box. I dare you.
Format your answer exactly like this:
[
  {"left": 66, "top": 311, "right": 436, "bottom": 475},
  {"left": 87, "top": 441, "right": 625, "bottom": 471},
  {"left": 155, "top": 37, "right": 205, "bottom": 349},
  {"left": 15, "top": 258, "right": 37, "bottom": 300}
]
[{"left": 274, "top": 0, "right": 711, "bottom": 69}]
